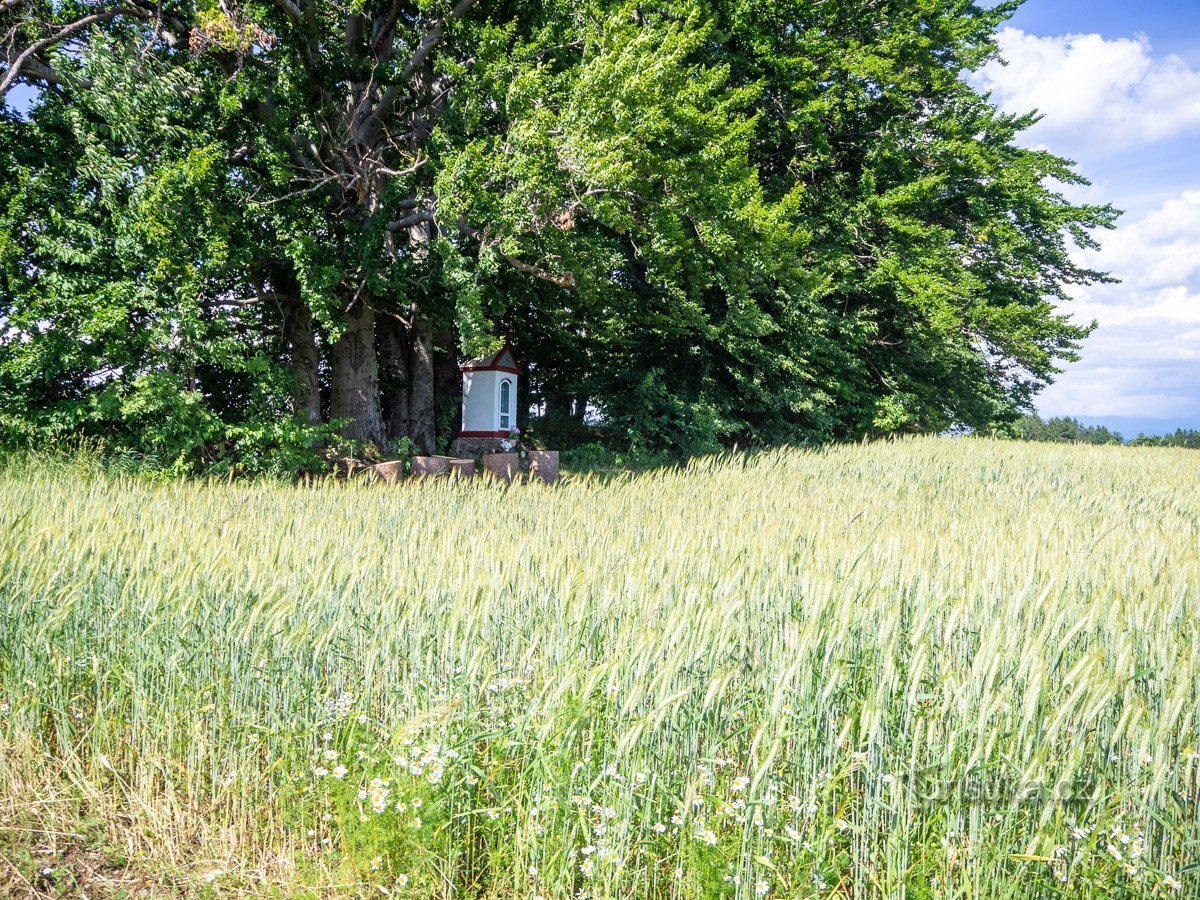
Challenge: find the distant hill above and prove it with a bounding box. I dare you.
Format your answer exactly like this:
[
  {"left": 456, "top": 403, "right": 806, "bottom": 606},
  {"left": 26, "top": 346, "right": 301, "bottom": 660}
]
[{"left": 1074, "top": 415, "right": 1200, "bottom": 439}]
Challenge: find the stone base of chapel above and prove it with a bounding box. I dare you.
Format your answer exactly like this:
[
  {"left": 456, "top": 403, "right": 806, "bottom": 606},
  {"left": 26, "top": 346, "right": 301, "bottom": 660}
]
[{"left": 450, "top": 436, "right": 512, "bottom": 459}]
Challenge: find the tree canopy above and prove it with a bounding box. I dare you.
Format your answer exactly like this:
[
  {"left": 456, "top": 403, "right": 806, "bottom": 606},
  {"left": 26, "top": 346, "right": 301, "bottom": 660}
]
[
  {"left": 0, "top": 0, "right": 1117, "bottom": 473},
  {"left": 1129, "top": 429, "right": 1200, "bottom": 450},
  {"left": 1013, "top": 414, "right": 1124, "bottom": 446}
]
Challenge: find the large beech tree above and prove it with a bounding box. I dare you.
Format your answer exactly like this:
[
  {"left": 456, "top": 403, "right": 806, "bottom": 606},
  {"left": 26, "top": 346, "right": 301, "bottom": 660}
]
[{"left": 1, "top": 0, "right": 1117, "bottom": 472}]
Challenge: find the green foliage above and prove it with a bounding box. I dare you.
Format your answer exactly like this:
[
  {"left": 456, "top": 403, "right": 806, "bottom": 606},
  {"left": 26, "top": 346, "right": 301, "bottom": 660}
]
[
  {"left": 117, "top": 373, "right": 221, "bottom": 470},
  {"left": 1, "top": 0, "right": 1118, "bottom": 471},
  {"left": 559, "top": 441, "right": 675, "bottom": 474},
  {"left": 0, "top": 39, "right": 331, "bottom": 475},
  {"left": 599, "top": 369, "right": 726, "bottom": 458},
  {"left": 1012, "top": 414, "right": 1125, "bottom": 446},
  {"left": 1006, "top": 416, "right": 1200, "bottom": 449},
  {"left": 1128, "top": 429, "right": 1200, "bottom": 449},
  {"left": 494, "top": 0, "right": 1117, "bottom": 452}
]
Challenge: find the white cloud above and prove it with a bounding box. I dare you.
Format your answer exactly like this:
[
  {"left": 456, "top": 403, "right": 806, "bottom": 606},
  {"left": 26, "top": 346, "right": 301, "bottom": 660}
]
[
  {"left": 1040, "top": 191, "right": 1200, "bottom": 418},
  {"left": 975, "top": 28, "right": 1200, "bottom": 150},
  {"left": 969, "top": 27, "right": 1200, "bottom": 418}
]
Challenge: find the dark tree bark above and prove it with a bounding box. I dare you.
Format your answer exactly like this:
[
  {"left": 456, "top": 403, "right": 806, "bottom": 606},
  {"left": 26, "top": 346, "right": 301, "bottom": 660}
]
[
  {"left": 377, "top": 315, "right": 411, "bottom": 447},
  {"left": 408, "top": 318, "right": 436, "bottom": 453},
  {"left": 542, "top": 393, "right": 566, "bottom": 419},
  {"left": 433, "top": 328, "right": 460, "bottom": 443},
  {"left": 402, "top": 214, "right": 438, "bottom": 454},
  {"left": 330, "top": 301, "right": 384, "bottom": 445},
  {"left": 517, "top": 370, "right": 532, "bottom": 432},
  {"left": 572, "top": 395, "right": 590, "bottom": 424},
  {"left": 281, "top": 296, "right": 322, "bottom": 427},
  {"left": 251, "top": 262, "right": 322, "bottom": 430}
]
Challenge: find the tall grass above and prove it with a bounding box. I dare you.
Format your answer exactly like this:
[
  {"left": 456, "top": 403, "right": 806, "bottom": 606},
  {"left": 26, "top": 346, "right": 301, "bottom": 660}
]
[{"left": 0, "top": 438, "right": 1197, "bottom": 897}]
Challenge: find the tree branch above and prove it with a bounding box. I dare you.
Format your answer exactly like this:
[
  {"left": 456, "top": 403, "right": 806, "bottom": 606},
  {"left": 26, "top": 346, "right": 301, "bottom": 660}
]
[
  {"left": 345, "top": 11, "right": 364, "bottom": 59},
  {"left": 0, "top": 48, "right": 85, "bottom": 89},
  {"left": 270, "top": 0, "right": 303, "bottom": 26},
  {"left": 369, "top": 0, "right": 406, "bottom": 58},
  {"left": 456, "top": 217, "right": 576, "bottom": 288},
  {"left": 125, "top": 0, "right": 188, "bottom": 45},
  {"left": 1, "top": 8, "right": 146, "bottom": 97},
  {"left": 399, "top": 0, "right": 477, "bottom": 81},
  {"left": 267, "top": 0, "right": 321, "bottom": 76},
  {"left": 385, "top": 209, "right": 436, "bottom": 231}
]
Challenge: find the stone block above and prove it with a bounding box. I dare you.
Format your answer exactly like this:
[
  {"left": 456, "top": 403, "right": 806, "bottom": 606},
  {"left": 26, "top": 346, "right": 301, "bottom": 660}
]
[
  {"left": 482, "top": 452, "right": 520, "bottom": 483},
  {"left": 450, "top": 436, "right": 507, "bottom": 458},
  {"left": 446, "top": 458, "right": 476, "bottom": 479},
  {"left": 370, "top": 460, "right": 407, "bottom": 483},
  {"left": 527, "top": 450, "right": 561, "bottom": 483},
  {"left": 412, "top": 455, "right": 475, "bottom": 479}
]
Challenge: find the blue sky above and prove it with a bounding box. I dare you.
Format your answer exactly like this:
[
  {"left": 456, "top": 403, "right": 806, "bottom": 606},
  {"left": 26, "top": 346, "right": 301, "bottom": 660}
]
[{"left": 978, "top": 1, "right": 1200, "bottom": 422}]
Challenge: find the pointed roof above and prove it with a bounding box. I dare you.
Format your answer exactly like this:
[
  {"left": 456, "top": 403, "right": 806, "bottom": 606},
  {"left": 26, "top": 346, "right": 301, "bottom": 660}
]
[{"left": 460, "top": 338, "right": 520, "bottom": 374}]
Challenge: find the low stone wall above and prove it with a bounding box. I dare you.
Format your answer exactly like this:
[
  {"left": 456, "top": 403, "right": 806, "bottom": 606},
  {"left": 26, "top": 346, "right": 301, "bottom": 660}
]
[
  {"left": 368, "top": 450, "right": 559, "bottom": 484},
  {"left": 450, "top": 436, "right": 508, "bottom": 458}
]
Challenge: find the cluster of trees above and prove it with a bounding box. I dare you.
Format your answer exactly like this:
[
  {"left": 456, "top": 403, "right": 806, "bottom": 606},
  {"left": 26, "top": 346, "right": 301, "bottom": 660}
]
[
  {"left": 1, "top": 0, "right": 1117, "bottom": 474},
  {"left": 1129, "top": 430, "right": 1200, "bottom": 449},
  {"left": 1013, "top": 415, "right": 1200, "bottom": 449},
  {"left": 1013, "top": 414, "right": 1124, "bottom": 446}
]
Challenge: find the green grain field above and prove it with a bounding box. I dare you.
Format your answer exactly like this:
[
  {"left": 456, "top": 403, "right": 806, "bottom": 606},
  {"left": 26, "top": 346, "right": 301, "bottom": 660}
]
[{"left": 1, "top": 439, "right": 1197, "bottom": 898}]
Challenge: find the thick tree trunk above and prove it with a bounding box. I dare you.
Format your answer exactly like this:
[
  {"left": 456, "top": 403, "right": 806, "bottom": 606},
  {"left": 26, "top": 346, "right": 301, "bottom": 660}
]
[
  {"left": 542, "top": 393, "right": 566, "bottom": 419},
  {"left": 408, "top": 318, "right": 436, "bottom": 453},
  {"left": 402, "top": 213, "right": 438, "bottom": 454},
  {"left": 253, "top": 263, "right": 322, "bottom": 429},
  {"left": 572, "top": 395, "right": 590, "bottom": 424},
  {"left": 517, "top": 370, "right": 530, "bottom": 432},
  {"left": 433, "top": 329, "right": 460, "bottom": 444},
  {"left": 330, "top": 302, "right": 384, "bottom": 445},
  {"left": 377, "top": 315, "right": 411, "bottom": 449},
  {"left": 281, "top": 296, "right": 322, "bottom": 427}
]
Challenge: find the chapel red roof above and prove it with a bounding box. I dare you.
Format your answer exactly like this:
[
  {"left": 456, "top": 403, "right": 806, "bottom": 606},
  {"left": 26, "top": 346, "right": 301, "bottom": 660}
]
[{"left": 459, "top": 338, "right": 519, "bottom": 373}]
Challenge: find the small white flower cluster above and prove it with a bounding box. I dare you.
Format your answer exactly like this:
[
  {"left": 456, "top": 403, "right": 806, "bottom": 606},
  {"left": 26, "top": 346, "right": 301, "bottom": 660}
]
[
  {"left": 313, "top": 747, "right": 348, "bottom": 779},
  {"left": 1050, "top": 819, "right": 1184, "bottom": 890},
  {"left": 1101, "top": 824, "right": 1145, "bottom": 879},
  {"left": 322, "top": 691, "right": 356, "bottom": 722},
  {"left": 395, "top": 740, "right": 459, "bottom": 785},
  {"left": 358, "top": 776, "right": 391, "bottom": 814},
  {"left": 486, "top": 675, "right": 528, "bottom": 694},
  {"left": 289, "top": 699, "right": 1198, "bottom": 898}
]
